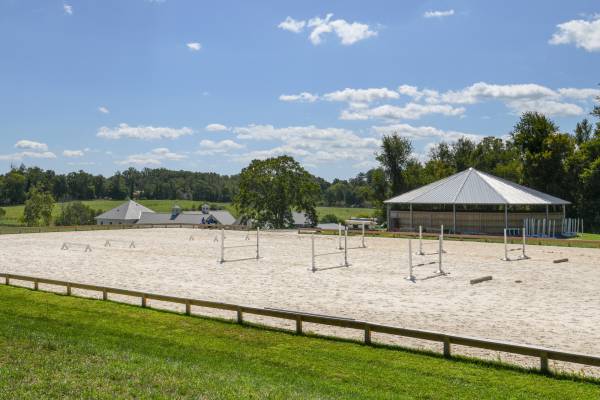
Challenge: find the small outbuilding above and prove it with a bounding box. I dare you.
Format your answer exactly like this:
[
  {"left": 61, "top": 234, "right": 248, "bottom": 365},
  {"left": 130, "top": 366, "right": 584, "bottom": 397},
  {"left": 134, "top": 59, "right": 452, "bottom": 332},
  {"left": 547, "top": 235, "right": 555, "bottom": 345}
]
[
  {"left": 385, "top": 168, "right": 570, "bottom": 235},
  {"left": 136, "top": 204, "right": 236, "bottom": 226},
  {"left": 95, "top": 200, "right": 155, "bottom": 225}
]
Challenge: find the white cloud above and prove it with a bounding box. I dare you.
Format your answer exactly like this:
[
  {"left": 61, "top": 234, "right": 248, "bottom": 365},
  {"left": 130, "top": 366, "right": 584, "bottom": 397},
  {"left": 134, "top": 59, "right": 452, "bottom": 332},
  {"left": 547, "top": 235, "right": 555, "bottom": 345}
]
[
  {"left": 205, "top": 123, "right": 229, "bottom": 132},
  {"left": 558, "top": 87, "right": 600, "bottom": 100},
  {"left": 424, "top": 9, "right": 455, "bottom": 18},
  {"left": 97, "top": 123, "right": 193, "bottom": 140},
  {"left": 396, "top": 82, "right": 596, "bottom": 117},
  {"left": 116, "top": 148, "right": 187, "bottom": 166},
  {"left": 279, "top": 92, "right": 319, "bottom": 103},
  {"left": 278, "top": 16, "right": 306, "bottom": 33},
  {"left": 323, "top": 88, "right": 399, "bottom": 104},
  {"left": 0, "top": 151, "right": 56, "bottom": 161},
  {"left": 63, "top": 150, "right": 85, "bottom": 158},
  {"left": 372, "top": 124, "right": 482, "bottom": 142},
  {"left": 197, "top": 139, "right": 244, "bottom": 155},
  {"left": 341, "top": 103, "right": 466, "bottom": 121},
  {"left": 280, "top": 13, "right": 377, "bottom": 46},
  {"left": 549, "top": 17, "right": 600, "bottom": 52},
  {"left": 98, "top": 106, "right": 109, "bottom": 114},
  {"left": 232, "top": 124, "right": 380, "bottom": 165},
  {"left": 63, "top": 3, "right": 73, "bottom": 15},
  {"left": 186, "top": 42, "right": 202, "bottom": 51},
  {"left": 15, "top": 140, "right": 48, "bottom": 151}
]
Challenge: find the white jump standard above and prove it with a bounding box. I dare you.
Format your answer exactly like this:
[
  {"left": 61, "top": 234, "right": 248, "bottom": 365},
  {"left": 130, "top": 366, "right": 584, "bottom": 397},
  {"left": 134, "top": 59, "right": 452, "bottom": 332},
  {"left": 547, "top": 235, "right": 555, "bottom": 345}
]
[
  {"left": 311, "top": 228, "right": 350, "bottom": 272},
  {"left": 501, "top": 228, "right": 528, "bottom": 261},
  {"left": 416, "top": 225, "right": 445, "bottom": 255},
  {"left": 338, "top": 222, "right": 367, "bottom": 250},
  {"left": 219, "top": 228, "right": 260, "bottom": 264},
  {"left": 61, "top": 242, "right": 92, "bottom": 252},
  {"left": 406, "top": 234, "right": 445, "bottom": 282},
  {"left": 104, "top": 239, "right": 136, "bottom": 248}
]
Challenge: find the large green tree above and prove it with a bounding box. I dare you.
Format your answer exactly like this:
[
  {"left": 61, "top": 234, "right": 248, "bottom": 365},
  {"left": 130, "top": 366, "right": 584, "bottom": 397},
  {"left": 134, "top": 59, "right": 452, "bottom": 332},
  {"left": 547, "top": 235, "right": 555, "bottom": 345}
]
[
  {"left": 510, "top": 112, "right": 574, "bottom": 198},
  {"left": 376, "top": 133, "right": 413, "bottom": 196},
  {"left": 234, "top": 156, "right": 320, "bottom": 228},
  {"left": 22, "top": 187, "right": 55, "bottom": 227},
  {"left": 55, "top": 202, "right": 99, "bottom": 226}
]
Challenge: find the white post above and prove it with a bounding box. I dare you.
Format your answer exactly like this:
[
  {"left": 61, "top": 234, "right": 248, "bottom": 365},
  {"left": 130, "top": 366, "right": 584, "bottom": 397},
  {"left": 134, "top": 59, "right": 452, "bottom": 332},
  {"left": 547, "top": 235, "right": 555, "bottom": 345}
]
[
  {"left": 503, "top": 228, "right": 508, "bottom": 261},
  {"left": 418, "top": 225, "right": 423, "bottom": 255},
  {"left": 219, "top": 229, "right": 225, "bottom": 263},
  {"left": 581, "top": 219, "right": 584, "bottom": 234},
  {"left": 436, "top": 234, "right": 444, "bottom": 275},
  {"left": 344, "top": 227, "right": 349, "bottom": 267},
  {"left": 338, "top": 223, "right": 342, "bottom": 250},
  {"left": 542, "top": 219, "right": 546, "bottom": 238},
  {"left": 311, "top": 234, "right": 316, "bottom": 272},
  {"left": 522, "top": 227, "right": 527, "bottom": 259},
  {"left": 440, "top": 224, "right": 444, "bottom": 253},
  {"left": 256, "top": 227, "right": 260, "bottom": 259},
  {"left": 406, "top": 239, "right": 414, "bottom": 281},
  {"left": 361, "top": 223, "right": 366, "bottom": 248}
]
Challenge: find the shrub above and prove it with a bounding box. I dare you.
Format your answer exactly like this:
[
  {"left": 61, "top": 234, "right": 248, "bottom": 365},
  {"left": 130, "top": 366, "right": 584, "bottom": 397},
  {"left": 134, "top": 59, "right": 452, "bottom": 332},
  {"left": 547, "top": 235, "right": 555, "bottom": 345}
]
[
  {"left": 55, "top": 202, "right": 99, "bottom": 226},
  {"left": 320, "top": 214, "right": 340, "bottom": 224}
]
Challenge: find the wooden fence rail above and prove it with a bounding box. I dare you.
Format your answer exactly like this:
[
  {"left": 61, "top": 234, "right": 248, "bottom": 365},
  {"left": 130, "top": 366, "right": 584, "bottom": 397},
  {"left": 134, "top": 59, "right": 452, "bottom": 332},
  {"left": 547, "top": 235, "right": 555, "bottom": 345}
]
[{"left": 2, "top": 272, "right": 600, "bottom": 374}]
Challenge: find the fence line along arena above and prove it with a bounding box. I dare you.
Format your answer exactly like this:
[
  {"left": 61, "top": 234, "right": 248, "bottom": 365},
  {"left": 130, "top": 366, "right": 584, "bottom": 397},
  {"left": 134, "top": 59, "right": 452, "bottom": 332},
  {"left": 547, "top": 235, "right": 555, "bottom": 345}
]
[{"left": 1, "top": 227, "right": 599, "bottom": 376}]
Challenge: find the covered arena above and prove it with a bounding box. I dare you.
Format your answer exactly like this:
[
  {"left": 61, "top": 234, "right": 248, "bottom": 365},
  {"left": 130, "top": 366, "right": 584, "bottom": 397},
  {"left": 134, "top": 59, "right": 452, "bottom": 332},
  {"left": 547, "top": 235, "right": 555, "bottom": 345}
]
[{"left": 385, "top": 168, "right": 571, "bottom": 235}]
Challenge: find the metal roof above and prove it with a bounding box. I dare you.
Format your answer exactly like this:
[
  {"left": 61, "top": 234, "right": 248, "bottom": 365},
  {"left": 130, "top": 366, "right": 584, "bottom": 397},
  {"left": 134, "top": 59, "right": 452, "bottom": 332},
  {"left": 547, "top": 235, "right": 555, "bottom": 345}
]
[
  {"left": 137, "top": 210, "right": 236, "bottom": 225},
  {"left": 384, "top": 168, "right": 570, "bottom": 205},
  {"left": 95, "top": 200, "right": 155, "bottom": 221}
]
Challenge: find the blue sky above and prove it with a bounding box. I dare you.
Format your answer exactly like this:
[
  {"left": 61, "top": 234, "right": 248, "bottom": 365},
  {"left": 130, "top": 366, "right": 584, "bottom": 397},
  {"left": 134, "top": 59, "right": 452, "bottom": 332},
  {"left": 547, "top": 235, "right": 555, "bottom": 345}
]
[{"left": 1, "top": 0, "right": 599, "bottom": 180}]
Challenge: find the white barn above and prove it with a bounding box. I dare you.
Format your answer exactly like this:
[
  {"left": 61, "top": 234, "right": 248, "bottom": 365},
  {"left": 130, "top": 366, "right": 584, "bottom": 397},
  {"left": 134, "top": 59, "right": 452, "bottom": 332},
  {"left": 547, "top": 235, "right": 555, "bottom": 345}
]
[{"left": 95, "top": 200, "right": 155, "bottom": 225}]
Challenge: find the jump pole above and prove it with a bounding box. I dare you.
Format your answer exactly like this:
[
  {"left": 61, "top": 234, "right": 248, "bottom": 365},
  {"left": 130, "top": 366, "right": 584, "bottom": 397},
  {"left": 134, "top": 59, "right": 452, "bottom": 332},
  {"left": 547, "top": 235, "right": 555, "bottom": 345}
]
[
  {"left": 406, "top": 239, "right": 415, "bottom": 281},
  {"left": 344, "top": 227, "right": 349, "bottom": 267},
  {"left": 522, "top": 227, "right": 527, "bottom": 259},
  {"left": 418, "top": 225, "right": 423, "bottom": 255},
  {"left": 256, "top": 227, "right": 260, "bottom": 259},
  {"left": 503, "top": 228, "right": 508, "bottom": 261},
  {"left": 311, "top": 234, "right": 316, "bottom": 272},
  {"left": 361, "top": 223, "right": 366, "bottom": 248},
  {"left": 337, "top": 223, "right": 343, "bottom": 250},
  {"left": 435, "top": 234, "right": 444, "bottom": 275},
  {"left": 219, "top": 229, "right": 225, "bottom": 264}
]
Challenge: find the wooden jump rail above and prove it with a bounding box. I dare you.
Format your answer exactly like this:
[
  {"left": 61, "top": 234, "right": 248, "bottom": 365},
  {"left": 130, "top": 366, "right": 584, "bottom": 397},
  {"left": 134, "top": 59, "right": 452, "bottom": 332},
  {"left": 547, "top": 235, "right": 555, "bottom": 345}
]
[{"left": 2, "top": 272, "right": 599, "bottom": 374}]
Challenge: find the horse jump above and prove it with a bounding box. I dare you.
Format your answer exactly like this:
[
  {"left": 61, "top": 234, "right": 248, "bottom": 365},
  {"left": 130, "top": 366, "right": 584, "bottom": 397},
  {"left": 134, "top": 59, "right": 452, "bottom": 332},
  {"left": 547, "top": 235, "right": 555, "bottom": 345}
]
[
  {"left": 337, "top": 223, "right": 366, "bottom": 250},
  {"left": 219, "top": 228, "right": 260, "bottom": 264},
  {"left": 104, "top": 239, "right": 136, "bottom": 248},
  {"left": 312, "top": 228, "right": 349, "bottom": 272},
  {"left": 502, "top": 228, "right": 528, "bottom": 261},
  {"left": 61, "top": 242, "right": 92, "bottom": 252},
  {"left": 416, "top": 225, "right": 445, "bottom": 256},
  {"left": 406, "top": 235, "right": 445, "bottom": 282}
]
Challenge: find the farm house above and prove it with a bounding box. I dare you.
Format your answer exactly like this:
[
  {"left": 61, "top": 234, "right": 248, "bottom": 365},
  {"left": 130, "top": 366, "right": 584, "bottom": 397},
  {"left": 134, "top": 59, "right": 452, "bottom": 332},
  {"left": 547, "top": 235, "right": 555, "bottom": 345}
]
[{"left": 385, "top": 168, "right": 571, "bottom": 235}]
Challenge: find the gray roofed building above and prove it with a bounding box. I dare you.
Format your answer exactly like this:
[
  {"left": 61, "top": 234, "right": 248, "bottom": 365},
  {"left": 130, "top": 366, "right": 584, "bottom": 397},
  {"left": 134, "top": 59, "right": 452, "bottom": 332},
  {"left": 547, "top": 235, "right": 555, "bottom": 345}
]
[
  {"left": 95, "top": 200, "right": 155, "bottom": 225},
  {"left": 384, "top": 167, "right": 570, "bottom": 206},
  {"left": 136, "top": 204, "right": 236, "bottom": 226},
  {"left": 292, "top": 211, "right": 312, "bottom": 228},
  {"left": 385, "top": 168, "right": 570, "bottom": 235}
]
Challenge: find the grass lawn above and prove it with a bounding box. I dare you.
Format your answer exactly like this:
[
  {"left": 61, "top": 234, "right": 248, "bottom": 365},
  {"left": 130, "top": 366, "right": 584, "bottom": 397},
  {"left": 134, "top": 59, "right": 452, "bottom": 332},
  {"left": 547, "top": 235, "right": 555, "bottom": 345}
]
[
  {"left": 0, "top": 285, "right": 598, "bottom": 399},
  {"left": 0, "top": 200, "right": 374, "bottom": 226},
  {"left": 573, "top": 233, "right": 600, "bottom": 241}
]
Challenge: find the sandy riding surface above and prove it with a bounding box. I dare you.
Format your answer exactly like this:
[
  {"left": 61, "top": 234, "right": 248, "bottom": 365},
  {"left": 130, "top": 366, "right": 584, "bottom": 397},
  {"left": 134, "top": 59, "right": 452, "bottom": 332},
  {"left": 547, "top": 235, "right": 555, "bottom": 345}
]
[{"left": 1, "top": 228, "right": 599, "bottom": 375}]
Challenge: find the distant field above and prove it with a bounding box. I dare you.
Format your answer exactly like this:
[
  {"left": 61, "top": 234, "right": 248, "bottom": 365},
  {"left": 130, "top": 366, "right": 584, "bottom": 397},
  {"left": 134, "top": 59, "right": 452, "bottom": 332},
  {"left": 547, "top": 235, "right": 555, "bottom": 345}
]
[
  {"left": 0, "top": 200, "right": 374, "bottom": 226},
  {"left": 1, "top": 285, "right": 598, "bottom": 399}
]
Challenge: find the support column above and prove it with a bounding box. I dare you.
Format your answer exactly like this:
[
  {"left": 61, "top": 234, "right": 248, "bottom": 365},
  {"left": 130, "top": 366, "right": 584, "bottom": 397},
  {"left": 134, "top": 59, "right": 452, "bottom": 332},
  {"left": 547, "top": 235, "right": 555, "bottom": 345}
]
[
  {"left": 452, "top": 204, "right": 456, "bottom": 234},
  {"left": 386, "top": 203, "right": 391, "bottom": 231},
  {"left": 504, "top": 204, "right": 508, "bottom": 231},
  {"left": 409, "top": 204, "right": 413, "bottom": 230}
]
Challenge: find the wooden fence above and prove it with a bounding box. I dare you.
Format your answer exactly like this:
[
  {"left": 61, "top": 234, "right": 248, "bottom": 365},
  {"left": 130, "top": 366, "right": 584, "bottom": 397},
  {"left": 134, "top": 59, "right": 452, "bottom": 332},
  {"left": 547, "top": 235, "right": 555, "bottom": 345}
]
[{"left": 2, "top": 272, "right": 599, "bottom": 375}]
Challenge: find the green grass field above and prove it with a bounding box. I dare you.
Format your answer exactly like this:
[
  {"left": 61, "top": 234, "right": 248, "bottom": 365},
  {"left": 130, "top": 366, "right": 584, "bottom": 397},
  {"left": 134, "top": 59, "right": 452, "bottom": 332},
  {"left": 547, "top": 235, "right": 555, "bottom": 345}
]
[
  {"left": 0, "top": 285, "right": 598, "bottom": 399},
  {"left": 0, "top": 200, "right": 374, "bottom": 226}
]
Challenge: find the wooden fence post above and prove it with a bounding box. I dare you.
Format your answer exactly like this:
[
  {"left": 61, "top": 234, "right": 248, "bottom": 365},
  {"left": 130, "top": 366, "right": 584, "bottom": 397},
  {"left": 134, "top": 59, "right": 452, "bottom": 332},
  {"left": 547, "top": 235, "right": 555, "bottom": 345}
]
[
  {"left": 141, "top": 295, "right": 147, "bottom": 308},
  {"left": 237, "top": 308, "right": 243, "bottom": 324},
  {"left": 364, "top": 325, "right": 372, "bottom": 345},
  {"left": 540, "top": 351, "right": 549, "bottom": 373},
  {"left": 66, "top": 284, "right": 71, "bottom": 296},
  {"left": 102, "top": 290, "right": 107, "bottom": 301},
  {"left": 34, "top": 280, "right": 38, "bottom": 290},
  {"left": 185, "top": 300, "right": 191, "bottom": 316},
  {"left": 296, "top": 316, "right": 302, "bottom": 335},
  {"left": 443, "top": 338, "right": 451, "bottom": 358}
]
